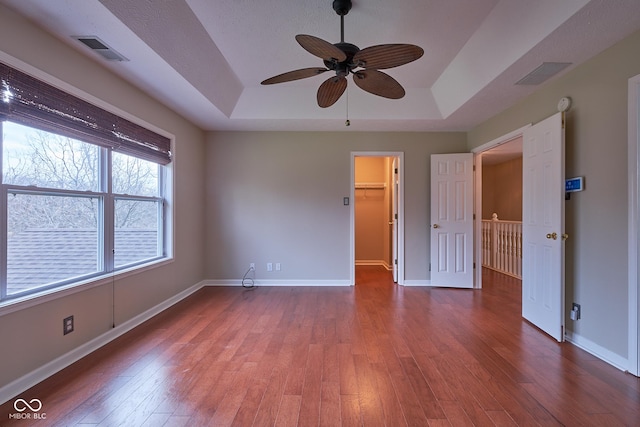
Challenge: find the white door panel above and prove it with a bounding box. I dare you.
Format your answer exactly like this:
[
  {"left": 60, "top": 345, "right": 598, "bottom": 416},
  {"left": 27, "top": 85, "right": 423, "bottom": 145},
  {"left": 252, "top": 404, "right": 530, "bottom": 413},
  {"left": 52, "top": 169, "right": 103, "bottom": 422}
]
[
  {"left": 430, "top": 153, "right": 474, "bottom": 288},
  {"left": 522, "top": 112, "right": 565, "bottom": 342}
]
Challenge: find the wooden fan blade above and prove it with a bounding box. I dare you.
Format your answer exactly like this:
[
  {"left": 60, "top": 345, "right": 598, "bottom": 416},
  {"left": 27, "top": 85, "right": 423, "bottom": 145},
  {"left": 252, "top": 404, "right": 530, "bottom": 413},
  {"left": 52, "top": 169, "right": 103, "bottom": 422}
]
[
  {"left": 296, "top": 34, "right": 347, "bottom": 62},
  {"left": 353, "top": 44, "right": 424, "bottom": 69},
  {"left": 261, "top": 68, "right": 328, "bottom": 85},
  {"left": 353, "top": 70, "right": 405, "bottom": 99},
  {"left": 317, "top": 76, "right": 347, "bottom": 108}
]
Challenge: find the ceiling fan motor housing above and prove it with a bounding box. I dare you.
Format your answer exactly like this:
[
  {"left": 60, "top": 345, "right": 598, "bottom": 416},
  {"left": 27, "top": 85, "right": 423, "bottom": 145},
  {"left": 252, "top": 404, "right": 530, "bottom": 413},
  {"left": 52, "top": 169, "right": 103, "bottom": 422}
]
[
  {"left": 324, "top": 42, "right": 360, "bottom": 75},
  {"left": 332, "top": 0, "right": 352, "bottom": 16}
]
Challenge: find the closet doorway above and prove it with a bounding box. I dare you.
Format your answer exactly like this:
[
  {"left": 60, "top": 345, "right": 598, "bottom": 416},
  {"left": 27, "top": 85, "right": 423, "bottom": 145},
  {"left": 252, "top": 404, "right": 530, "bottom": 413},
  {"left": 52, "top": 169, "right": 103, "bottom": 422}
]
[{"left": 350, "top": 152, "right": 404, "bottom": 285}]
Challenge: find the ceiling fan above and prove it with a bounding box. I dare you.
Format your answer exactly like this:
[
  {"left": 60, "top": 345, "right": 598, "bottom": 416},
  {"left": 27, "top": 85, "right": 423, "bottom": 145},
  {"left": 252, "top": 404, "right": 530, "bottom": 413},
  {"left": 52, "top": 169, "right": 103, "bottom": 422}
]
[{"left": 261, "top": 0, "right": 424, "bottom": 108}]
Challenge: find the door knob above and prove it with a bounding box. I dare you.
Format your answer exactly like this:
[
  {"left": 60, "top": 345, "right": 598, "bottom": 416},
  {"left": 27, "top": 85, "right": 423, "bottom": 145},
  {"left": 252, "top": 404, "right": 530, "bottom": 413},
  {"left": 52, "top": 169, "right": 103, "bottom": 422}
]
[
  {"left": 562, "top": 233, "right": 569, "bottom": 241},
  {"left": 546, "top": 232, "right": 558, "bottom": 240},
  {"left": 433, "top": 224, "right": 440, "bottom": 229}
]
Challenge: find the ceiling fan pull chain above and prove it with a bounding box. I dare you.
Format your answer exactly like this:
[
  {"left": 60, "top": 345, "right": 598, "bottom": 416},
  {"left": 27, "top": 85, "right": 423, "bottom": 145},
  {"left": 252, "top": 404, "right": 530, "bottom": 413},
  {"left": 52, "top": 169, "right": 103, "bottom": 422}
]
[{"left": 345, "top": 85, "right": 350, "bottom": 126}]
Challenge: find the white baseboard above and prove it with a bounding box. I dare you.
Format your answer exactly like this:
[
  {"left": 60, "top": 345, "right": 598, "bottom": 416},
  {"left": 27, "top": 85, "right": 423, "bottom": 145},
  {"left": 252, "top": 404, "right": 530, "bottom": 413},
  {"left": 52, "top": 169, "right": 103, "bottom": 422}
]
[
  {"left": 0, "top": 281, "right": 206, "bottom": 406},
  {"left": 355, "top": 260, "right": 392, "bottom": 270},
  {"left": 402, "top": 280, "right": 432, "bottom": 286},
  {"left": 565, "top": 330, "right": 629, "bottom": 372},
  {"left": 204, "top": 279, "right": 352, "bottom": 287}
]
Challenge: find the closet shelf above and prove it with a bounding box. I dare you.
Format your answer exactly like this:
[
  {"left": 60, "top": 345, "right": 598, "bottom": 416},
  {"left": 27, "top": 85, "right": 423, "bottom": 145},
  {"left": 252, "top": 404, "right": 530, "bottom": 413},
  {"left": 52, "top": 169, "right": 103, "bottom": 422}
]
[{"left": 355, "top": 182, "right": 387, "bottom": 189}]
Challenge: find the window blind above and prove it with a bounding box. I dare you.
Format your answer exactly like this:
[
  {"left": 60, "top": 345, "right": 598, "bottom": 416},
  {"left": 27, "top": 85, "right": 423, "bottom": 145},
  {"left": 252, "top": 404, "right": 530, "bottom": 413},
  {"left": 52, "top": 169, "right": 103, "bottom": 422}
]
[{"left": 0, "top": 62, "right": 171, "bottom": 165}]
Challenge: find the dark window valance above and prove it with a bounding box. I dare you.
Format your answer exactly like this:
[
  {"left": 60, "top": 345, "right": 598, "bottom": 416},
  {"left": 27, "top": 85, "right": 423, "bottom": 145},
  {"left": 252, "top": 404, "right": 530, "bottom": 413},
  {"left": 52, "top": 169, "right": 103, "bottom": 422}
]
[{"left": 0, "top": 62, "right": 171, "bottom": 165}]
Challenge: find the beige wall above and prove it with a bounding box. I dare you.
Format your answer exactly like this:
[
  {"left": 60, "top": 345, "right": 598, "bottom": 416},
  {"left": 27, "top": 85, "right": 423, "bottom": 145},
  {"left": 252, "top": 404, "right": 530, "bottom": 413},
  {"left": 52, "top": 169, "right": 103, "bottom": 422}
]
[
  {"left": 482, "top": 157, "right": 523, "bottom": 221},
  {"left": 204, "top": 132, "right": 467, "bottom": 283},
  {"left": 0, "top": 5, "right": 206, "bottom": 389},
  {"left": 469, "top": 28, "right": 640, "bottom": 359}
]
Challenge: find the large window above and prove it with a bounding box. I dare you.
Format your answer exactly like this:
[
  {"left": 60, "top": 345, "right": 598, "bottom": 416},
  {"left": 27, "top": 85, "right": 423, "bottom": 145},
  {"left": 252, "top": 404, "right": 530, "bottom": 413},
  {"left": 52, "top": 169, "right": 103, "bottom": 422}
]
[{"left": 1, "top": 63, "right": 171, "bottom": 302}]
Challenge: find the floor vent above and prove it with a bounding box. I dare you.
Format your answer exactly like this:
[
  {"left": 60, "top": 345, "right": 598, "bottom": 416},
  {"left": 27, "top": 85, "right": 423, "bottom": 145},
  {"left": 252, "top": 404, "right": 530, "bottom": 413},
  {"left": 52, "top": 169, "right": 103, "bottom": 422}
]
[
  {"left": 515, "top": 62, "right": 571, "bottom": 85},
  {"left": 72, "top": 36, "right": 128, "bottom": 62}
]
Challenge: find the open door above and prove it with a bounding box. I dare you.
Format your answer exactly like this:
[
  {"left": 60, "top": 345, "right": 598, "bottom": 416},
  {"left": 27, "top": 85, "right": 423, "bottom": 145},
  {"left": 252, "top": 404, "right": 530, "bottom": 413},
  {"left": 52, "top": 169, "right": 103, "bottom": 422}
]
[
  {"left": 391, "top": 157, "right": 399, "bottom": 282},
  {"left": 522, "top": 112, "right": 565, "bottom": 342},
  {"left": 430, "top": 153, "right": 474, "bottom": 288}
]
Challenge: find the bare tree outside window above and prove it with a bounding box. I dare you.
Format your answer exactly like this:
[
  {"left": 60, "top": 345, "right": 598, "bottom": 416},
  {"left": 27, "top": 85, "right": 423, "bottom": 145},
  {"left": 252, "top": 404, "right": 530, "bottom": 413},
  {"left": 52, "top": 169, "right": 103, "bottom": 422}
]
[
  {"left": 4, "top": 128, "right": 99, "bottom": 233},
  {"left": 21, "top": 130, "right": 99, "bottom": 191},
  {"left": 112, "top": 151, "right": 158, "bottom": 197}
]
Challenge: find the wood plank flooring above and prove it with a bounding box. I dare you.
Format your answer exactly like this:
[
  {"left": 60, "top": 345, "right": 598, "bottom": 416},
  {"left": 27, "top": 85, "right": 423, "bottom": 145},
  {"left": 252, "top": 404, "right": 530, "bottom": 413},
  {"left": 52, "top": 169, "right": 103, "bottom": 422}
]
[{"left": 2, "top": 267, "right": 640, "bottom": 426}]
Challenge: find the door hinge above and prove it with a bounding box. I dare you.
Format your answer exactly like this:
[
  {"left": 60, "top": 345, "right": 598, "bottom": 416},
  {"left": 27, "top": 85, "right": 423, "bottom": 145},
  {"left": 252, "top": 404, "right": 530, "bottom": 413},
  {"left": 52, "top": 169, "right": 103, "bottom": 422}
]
[
  {"left": 473, "top": 213, "right": 476, "bottom": 220},
  {"left": 394, "top": 168, "right": 398, "bottom": 174},
  {"left": 395, "top": 213, "right": 398, "bottom": 220},
  {"left": 473, "top": 262, "right": 476, "bottom": 269},
  {"left": 395, "top": 258, "right": 398, "bottom": 265},
  {"left": 429, "top": 263, "right": 431, "bottom": 272}
]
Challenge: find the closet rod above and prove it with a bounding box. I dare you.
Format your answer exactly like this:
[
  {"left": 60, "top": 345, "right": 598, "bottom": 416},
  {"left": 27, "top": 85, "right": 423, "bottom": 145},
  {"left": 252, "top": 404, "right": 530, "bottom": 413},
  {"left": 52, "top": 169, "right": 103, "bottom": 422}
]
[{"left": 355, "top": 182, "right": 386, "bottom": 189}]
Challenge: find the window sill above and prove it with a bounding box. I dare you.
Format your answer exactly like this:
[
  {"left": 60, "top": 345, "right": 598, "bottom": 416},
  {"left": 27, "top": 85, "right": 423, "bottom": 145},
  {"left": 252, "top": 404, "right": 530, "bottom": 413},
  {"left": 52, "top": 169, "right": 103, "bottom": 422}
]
[{"left": 0, "top": 257, "right": 174, "bottom": 317}]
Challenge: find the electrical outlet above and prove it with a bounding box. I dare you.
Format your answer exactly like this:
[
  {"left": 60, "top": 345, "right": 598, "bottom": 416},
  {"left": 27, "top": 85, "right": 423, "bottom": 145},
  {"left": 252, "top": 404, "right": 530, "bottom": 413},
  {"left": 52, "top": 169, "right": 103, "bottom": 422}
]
[
  {"left": 267, "top": 262, "right": 273, "bottom": 272},
  {"left": 275, "top": 263, "right": 281, "bottom": 271},
  {"left": 249, "top": 263, "right": 255, "bottom": 270},
  {"left": 63, "top": 315, "right": 74, "bottom": 335}
]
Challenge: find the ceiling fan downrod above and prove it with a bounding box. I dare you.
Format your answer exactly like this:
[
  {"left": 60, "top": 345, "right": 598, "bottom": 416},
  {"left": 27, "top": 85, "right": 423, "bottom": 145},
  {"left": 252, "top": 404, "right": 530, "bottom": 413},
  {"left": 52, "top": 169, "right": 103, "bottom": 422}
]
[{"left": 333, "top": 0, "right": 351, "bottom": 43}]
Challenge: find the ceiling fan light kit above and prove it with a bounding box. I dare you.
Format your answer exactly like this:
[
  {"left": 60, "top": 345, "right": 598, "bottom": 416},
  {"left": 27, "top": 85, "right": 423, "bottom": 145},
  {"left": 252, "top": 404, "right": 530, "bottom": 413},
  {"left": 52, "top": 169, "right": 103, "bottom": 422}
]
[{"left": 261, "top": 0, "right": 423, "bottom": 109}]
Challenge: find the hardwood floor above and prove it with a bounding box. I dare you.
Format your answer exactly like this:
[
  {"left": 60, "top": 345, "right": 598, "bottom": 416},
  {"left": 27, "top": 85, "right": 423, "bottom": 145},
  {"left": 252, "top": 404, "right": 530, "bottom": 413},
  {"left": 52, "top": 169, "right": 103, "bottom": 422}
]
[{"left": 2, "top": 267, "right": 639, "bottom": 426}]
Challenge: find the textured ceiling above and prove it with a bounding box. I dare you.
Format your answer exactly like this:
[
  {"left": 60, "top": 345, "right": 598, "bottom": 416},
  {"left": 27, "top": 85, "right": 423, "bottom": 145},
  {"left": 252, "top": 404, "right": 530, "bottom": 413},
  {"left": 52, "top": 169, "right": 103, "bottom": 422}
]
[{"left": 2, "top": 0, "right": 640, "bottom": 132}]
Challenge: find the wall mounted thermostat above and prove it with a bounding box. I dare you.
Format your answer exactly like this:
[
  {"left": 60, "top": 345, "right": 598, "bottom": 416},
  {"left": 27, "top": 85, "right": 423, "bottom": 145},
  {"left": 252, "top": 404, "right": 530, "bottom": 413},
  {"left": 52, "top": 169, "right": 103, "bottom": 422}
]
[{"left": 565, "top": 176, "right": 584, "bottom": 192}]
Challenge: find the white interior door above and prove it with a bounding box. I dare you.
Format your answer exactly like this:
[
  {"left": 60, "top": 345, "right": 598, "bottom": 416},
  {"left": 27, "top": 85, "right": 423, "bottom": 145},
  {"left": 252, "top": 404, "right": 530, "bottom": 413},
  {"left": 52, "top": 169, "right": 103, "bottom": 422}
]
[
  {"left": 522, "top": 112, "right": 565, "bottom": 342},
  {"left": 430, "top": 153, "right": 474, "bottom": 288},
  {"left": 392, "top": 157, "right": 399, "bottom": 282}
]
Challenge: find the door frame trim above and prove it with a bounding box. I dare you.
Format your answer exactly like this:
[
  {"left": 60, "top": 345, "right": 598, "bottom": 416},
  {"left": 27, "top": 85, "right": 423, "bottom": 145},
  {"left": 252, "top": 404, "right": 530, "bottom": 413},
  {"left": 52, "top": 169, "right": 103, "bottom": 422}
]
[
  {"left": 471, "top": 124, "right": 531, "bottom": 289},
  {"left": 627, "top": 74, "right": 640, "bottom": 376},
  {"left": 350, "top": 152, "right": 405, "bottom": 286}
]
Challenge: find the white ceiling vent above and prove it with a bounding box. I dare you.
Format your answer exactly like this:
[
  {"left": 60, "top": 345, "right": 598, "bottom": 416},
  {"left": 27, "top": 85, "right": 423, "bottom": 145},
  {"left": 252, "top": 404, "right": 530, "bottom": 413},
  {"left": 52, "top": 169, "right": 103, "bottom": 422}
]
[
  {"left": 72, "top": 36, "right": 128, "bottom": 62},
  {"left": 516, "top": 62, "right": 571, "bottom": 85}
]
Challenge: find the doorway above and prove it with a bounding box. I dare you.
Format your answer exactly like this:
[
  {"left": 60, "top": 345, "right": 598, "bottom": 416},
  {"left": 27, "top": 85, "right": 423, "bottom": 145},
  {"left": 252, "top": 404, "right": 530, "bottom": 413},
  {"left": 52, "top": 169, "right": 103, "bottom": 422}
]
[
  {"left": 350, "top": 152, "right": 404, "bottom": 286},
  {"left": 473, "top": 125, "right": 529, "bottom": 289},
  {"left": 479, "top": 136, "right": 524, "bottom": 280}
]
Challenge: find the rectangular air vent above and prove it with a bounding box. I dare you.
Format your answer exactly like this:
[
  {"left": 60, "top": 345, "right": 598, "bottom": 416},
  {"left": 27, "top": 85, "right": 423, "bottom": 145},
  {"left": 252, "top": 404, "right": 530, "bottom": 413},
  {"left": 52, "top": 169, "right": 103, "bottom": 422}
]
[
  {"left": 72, "top": 36, "right": 128, "bottom": 62},
  {"left": 516, "top": 62, "right": 571, "bottom": 86}
]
